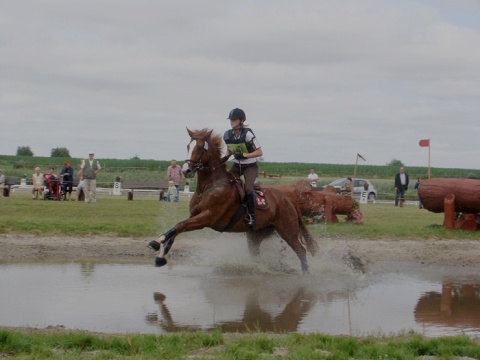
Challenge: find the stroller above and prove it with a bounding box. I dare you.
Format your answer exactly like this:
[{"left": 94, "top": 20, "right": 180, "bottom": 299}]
[{"left": 44, "top": 174, "right": 64, "bottom": 200}]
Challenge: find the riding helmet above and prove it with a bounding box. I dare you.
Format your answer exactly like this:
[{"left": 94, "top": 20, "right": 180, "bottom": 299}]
[{"left": 227, "top": 108, "right": 246, "bottom": 121}]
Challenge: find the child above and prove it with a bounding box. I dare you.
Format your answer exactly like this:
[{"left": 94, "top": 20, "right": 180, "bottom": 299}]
[{"left": 166, "top": 181, "right": 176, "bottom": 202}]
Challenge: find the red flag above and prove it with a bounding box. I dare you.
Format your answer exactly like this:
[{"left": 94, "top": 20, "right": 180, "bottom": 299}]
[{"left": 419, "top": 139, "right": 430, "bottom": 147}]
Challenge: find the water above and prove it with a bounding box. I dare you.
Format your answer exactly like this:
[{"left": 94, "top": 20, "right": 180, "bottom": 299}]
[{"left": 0, "top": 261, "right": 479, "bottom": 337}]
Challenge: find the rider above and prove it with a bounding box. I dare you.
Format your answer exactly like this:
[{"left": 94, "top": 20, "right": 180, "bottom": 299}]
[{"left": 223, "top": 108, "right": 263, "bottom": 229}]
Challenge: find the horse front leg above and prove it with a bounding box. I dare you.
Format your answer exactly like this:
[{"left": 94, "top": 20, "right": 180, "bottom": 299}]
[
  {"left": 148, "top": 228, "right": 177, "bottom": 267},
  {"left": 149, "top": 210, "right": 216, "bottom": 268},
  {"left": 149, "top": 228, "right": 176, "bottom": 253}
]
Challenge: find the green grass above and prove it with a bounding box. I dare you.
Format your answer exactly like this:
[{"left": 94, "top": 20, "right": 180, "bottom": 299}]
[
  {"left": 1, "top": 329, "right": 480, "bottom": 359},
  {"left": 2, "top": 191, "right": 480, "bottom": 240},
  {"left": 312, "top": 202, "right": 480, "bottom": 241},
  {"left": 0, "top": 192, "right": 188, "bottom": 237}
]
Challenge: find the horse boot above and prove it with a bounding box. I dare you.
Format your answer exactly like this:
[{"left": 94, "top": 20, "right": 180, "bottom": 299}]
[{"left": 245, "top": 192, "right": 256, "bottom": 230}]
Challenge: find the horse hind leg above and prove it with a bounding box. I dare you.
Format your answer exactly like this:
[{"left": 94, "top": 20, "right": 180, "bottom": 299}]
[
  {"left": 246, "top": 227, "right": 275, "bottom": 257},
  {"left": 275, "top": 225, "right": 309, "bottom": 274}
]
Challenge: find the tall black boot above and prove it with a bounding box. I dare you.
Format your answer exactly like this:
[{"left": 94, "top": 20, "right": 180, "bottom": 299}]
[{"left": 245, "top": 192, "right": 256, "bottom": 229}]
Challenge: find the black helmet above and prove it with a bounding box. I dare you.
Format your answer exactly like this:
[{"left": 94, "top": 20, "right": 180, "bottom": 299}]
[{"left": 227, "top": 108, "right": 246, "bottom": 121}]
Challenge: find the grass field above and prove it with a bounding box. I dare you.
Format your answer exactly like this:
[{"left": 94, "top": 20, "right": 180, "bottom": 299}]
[
  {"left": 1, "top": 328, "right": 480, "bottom": 359},
  {"left": 2, "top": 189, "right": 480, "bottom": 241}
]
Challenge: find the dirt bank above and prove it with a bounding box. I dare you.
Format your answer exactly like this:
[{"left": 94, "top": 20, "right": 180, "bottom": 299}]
[{"left": 0, "top": 233, "right": 479, "bottom": 267}]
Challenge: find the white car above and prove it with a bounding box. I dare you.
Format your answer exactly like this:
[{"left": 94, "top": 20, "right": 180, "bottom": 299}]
[{"left": 328, "top": 178, "right": 377, "bottom": 201}]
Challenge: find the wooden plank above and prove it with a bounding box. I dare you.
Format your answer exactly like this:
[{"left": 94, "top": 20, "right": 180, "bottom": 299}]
[{"left": 122, "top": 181, "right": 169, "bottom": 190}]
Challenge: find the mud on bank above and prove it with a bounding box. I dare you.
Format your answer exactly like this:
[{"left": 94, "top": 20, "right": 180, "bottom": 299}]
[{"left": 1, "top": 233, "right": 479, "bottom": 267}]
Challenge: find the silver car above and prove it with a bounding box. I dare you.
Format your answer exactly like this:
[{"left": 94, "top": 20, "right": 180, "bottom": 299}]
[{"left": 328, "top": 178, "right": 377, "bottom": 201}]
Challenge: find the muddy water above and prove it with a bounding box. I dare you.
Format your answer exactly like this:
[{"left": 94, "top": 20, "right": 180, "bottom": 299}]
[{"left": 0, "top": 259, "right": 479, "bottom": 337}]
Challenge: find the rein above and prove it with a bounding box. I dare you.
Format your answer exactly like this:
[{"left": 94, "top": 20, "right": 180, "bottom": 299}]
[{"left": 185, "top": 137, "right": 229, "bottom": 172}]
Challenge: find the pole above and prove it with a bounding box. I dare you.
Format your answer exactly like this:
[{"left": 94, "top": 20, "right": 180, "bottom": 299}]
[
  {"left": 353, "top": 155, "right": 358, "bottom": 179},
  {"left": 428, "top": 139, "right": 431, "bottom": 179}
]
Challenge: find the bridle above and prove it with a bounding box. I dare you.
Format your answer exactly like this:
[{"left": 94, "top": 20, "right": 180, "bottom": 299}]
[{"left": 184, "top": 138, "right": 211, "bottom": 172}]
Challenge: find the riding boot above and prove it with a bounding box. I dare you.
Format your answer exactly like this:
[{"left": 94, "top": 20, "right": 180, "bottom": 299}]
[{"left": 245, "top": 192, "right": 256, "bottom": 229}]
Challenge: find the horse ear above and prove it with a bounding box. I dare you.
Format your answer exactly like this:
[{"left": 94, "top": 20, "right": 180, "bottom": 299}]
[
  {"left": 206, "top": 129, "right": 213, "bottom": 139},
  {"left": 187, "top": 127, "right": 194, "bottom": 138}
]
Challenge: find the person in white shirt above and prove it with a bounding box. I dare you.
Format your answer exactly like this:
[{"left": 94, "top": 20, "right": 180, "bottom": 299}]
[
  {"left": 308, "top": 169, "right": 319, "bottom": 187},
  {"left": 0, "top": 169, "right": 5, "bottom": 197},
  {"left": 32, "top": 167, "right": 44, "bottom": 199}
]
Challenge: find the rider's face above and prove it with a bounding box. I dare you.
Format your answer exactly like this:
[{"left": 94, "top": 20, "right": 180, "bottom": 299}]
[{"left": 230, "top": 119, "right": 241, "bottom": 129}]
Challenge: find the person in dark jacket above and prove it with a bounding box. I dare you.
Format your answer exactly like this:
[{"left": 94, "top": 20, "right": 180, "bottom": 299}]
[
  {"left": 60, "top": 160, "right": 74, "bottom": 201},
  {"left": 414, "top": 176, "right": 423, "bottom": 209},
  {"left": 394, "top": 167, "right": 409, "bottom": 207}
]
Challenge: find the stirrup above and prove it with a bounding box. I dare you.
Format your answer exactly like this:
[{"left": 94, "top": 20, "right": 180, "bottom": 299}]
[{"left": 244, "top": 214, "right": 255, "bottom": 228}]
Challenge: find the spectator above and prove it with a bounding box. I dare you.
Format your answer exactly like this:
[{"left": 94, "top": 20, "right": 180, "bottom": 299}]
[
  {"left": 76, "top": 178, "right": 85, "bottom": 201},
  {"left": 167, "top": 159, "right": 182, "bottom": 202},
  {"left": 166, "top": 180, "right": 177, "bottom": 202},
  {"left": 363, "top": 181, "right": 369, "bottom": 192},
  {"left": 308, "top": 169, "right": 319, "bottom": 188},
  {"left": 394, "top": 167, "right": 409, "bottom": 207},
  {"left": 80, "top": 151, "right": 101, "bottom": 203},
  {"left": 32, "top": 166, "right": 44, "bottom": 199},
  {"left": 414, "top": 176, "right": 423, "bottom": 209},
  {"left": 0, "top": 169, "right": 5, "bottom": 197},
  {"left": 44, "top": 166, "right": 60, "bottom": 200},
  {"left": 341, "top": 177, "right": 352, "bottom": 195},
  {"left": 60, "top": 160, "right": 74, "bottom": 201}
]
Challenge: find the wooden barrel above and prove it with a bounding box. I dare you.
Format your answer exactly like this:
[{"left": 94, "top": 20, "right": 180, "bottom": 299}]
[{"left": 418, "top": 178, "right": 480, "bottom": 213}]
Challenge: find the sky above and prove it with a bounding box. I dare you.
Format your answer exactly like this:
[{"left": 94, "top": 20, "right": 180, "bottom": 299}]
[{"left": 1, "top": 0, "right": 480, "bottom": 169}]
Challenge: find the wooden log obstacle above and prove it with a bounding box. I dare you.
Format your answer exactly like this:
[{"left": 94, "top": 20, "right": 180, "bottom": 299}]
[
  {"left": 264, "top": 180, "right": 354, "bottom": 223},
  {"left": 418, "top": 178, "right": 480, "bottom": 230}
]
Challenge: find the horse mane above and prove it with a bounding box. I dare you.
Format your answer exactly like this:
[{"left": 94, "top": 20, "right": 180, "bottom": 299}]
[{"left": 192, "top": 128, "right": 225, "bottom": 159}]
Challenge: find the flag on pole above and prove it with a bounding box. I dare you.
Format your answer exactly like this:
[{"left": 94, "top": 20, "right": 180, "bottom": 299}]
[
  {"left": 419, "top": 139, "right": 430, "bottom": 147},
  {"left": 357, "top": 153, "right": 366, "bottom": 161}
]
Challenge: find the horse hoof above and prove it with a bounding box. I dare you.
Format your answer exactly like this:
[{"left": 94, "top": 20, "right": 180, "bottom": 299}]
[
  {"left": 148, "top": 240, "right": 160, "bottom": 251},
  {"left": 155, "top": 257, "right": 167, "bottom": 267}
]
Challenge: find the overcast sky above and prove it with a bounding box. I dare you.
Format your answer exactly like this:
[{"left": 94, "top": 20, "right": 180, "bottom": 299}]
[{"left": 1, "top": 0, "right": 479, "bottom": 169}]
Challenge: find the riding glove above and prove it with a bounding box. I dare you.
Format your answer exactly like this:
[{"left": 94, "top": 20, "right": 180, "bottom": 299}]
[{"left": 234, "top": 152, "right": 246, "bottom": 160}]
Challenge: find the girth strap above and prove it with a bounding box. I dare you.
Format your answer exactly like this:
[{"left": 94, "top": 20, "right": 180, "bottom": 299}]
[{"left": 220, "top": 204, "right": 247, "bottom": 232}]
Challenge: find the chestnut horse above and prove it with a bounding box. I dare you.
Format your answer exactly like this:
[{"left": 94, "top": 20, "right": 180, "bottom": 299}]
[{"left": 148, "top": 128, "right": 318, "bottom": 273}]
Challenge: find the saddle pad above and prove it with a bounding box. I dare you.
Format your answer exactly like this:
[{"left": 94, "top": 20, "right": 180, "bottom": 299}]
[{"left": 255, "top": 189, "right": 268, "bottom": 209}]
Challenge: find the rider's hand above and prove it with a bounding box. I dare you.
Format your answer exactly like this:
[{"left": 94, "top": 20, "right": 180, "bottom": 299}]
[{"left": 234, "top": 152, "right": 245, "bottom": 160}]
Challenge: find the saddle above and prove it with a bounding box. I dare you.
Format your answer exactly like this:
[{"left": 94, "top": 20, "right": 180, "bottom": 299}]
[
  {"left": 220, "top": 176, "right": 268, "bottom": 232},
  {"left": 231, "top": 175, "right": 268, "bottom": 209}
]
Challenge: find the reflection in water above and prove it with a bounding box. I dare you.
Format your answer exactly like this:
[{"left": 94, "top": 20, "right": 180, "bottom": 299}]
[
  {"left": 80, "top": 261, "right": 96, "bottom": 278},
  {"left": 150, "top": 288, "right": 316, "bottom": 333},
  {"left": 145, "top": 276, "right": 358, "bottom": 333},
  {"left": 414, "top": 278, "right": 480, "bottom": 330},
  {"left": 1, "top": 262, "right": 480, "bottom": 337}
]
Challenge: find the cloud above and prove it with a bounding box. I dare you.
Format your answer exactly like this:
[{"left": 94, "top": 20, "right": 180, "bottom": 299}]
[{"left": 1, "top": 0, "right": 480, "bottom": 170}]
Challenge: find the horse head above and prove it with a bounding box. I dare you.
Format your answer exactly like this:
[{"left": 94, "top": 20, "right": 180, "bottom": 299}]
[{"left": 182, "top": 128, "right": 215, "bottom": 178}]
